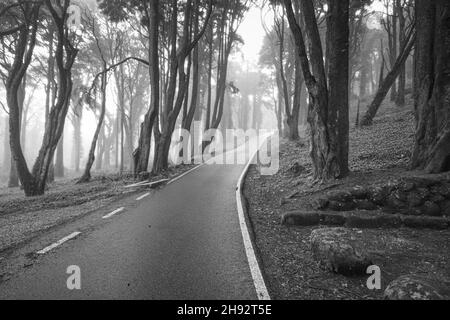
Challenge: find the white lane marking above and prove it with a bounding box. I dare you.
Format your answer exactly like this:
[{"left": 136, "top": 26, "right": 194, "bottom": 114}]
[
  {"left": 136, "top": 192, "right": 150, "bottom": 201},
  {"left": 102, "top": 207, "right": 125, "bottom": 219},
  {"left": 235, "top": 136, "right": 272, "bottom": 301},
  {"left": 167, "top": 164, "right": 205, "bottom": 185},
  {"left": 37, "top": 232, "right": 81, "bottom": 255}
]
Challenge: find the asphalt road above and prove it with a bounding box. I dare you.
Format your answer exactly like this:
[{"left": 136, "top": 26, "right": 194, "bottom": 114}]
[{"left": 0, "top": 162, "right": 259, "bottom": 300}]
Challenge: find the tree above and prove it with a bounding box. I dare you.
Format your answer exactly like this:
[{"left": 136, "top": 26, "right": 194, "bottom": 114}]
[
  {"left": 410, "top": 0, "right": 450, "bottom": 173},
  {"left": 1, "top": 0, "right": 78, "bottom": 196},
  {"left": 360, "top": 24, "right": 416, "bottom": 126},
  {"left": 283, "top": 0, "right": 350, "bottom": 180},
  {"left": 151, "top": 0, "right": 213, "bottom": 174}
]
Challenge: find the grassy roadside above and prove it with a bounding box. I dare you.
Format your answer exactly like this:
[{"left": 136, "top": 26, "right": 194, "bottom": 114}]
[{"left": 244, "top": 99, "right": 450, "bottom": 300}]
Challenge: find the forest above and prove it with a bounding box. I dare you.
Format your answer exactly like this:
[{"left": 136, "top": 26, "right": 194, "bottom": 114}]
[
  {"left": 0, "top": 0, "right": 448, "bottom": 195},
  {"left": 0, "top": 0, "right": 449, "bottom": 301}
]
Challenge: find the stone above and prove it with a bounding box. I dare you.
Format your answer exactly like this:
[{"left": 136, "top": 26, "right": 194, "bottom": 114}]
[
  {"left": 384, "top": 275, "right": 445, "bottom": 300},
  {"left": 441, "top": 200, "right": 450, "bottom": 217},
  {"left": 312, "top": 197, "right": 329, "bottom": 210},
  {"left": 310, "top": 228, "right": 372, "bottom": 276},
  {"left": 421, "top": 201, "right": 442, "bottom": 217},
  {"left": 281, "top": 211, "right": 320, "bottom": 226},
  {"left": 406, "top": 191, "right": 426, "bottom": 207},
  {"left": 354, "top": 199, "right": 377, "bottom": 211},
  {"left": 345, "top": 213, "right": 402, "bottom": 229},
  {"left": 328, "top": 200, "right": 356, "bottom": 211},
  {"left": 351, "top": 187, "right": 369, "bottom": 199},
  {"left": 430, "top": 194, "right": 445, "bottom": 203},
  {"left": 439, "top": 183, "right": 450, "bottom": 198},
  {"left": 386, "top": 194, "right": 407, "bottom": 210},
  {"left": 318, "top": 212, "right": 346, "bottom": 226},
  {"left": 289, "top": 162, "right": 306, "bottom": 176},
  {"left": 138, "top": 172, "right": 151, "bottom": 181},
  {"left": 401, "top": 216, "right": 448, "bottom": 230},
  {"left": 400, "top": 181, "right": 416, "bottom": 192},
  {"left": 369, "top": 186, "right": 389, "bottom": 205}
]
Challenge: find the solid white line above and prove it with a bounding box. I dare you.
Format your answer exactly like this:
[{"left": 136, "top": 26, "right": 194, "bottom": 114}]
[
  {"left": 37, "top": 232, "right": 81, "bottom": 255},
  {"left": 167, "top": 164, "right": 205, "bottom": 185},
  {"left": 235, "top": 137, "right": 271, "bottom": 301},
  {"left": 136, "top": 192, "right": 150, "bottom": 201},
  {"left": 102, "top": 207, "right": 125, "bottom": 219}
]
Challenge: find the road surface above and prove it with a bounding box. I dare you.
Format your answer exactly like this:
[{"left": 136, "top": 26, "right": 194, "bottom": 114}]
[{"left": 0, "top": 161, "right": 261, "bottom": 299}]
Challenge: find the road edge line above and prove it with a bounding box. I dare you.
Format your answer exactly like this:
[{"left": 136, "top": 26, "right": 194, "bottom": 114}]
[
  {"left": 235, "top": 137, "right": 271, "bottom": 301},
  {"left": 167, "top": 163, "right": 205, "bottom": 185}
]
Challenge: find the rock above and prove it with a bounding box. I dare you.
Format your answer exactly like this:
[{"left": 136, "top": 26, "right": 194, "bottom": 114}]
[
  {"left": 386, "top": 194, "right": 407, "bottom": 210},
  {"left": 312, "top": 197, "right": 329, "bottom": 210},
  {"left": 406, "top": 191, "right": 426, "bottom": 207},
  {"left": 401, "top": 216, "right": 448, "bottom": 230},
  {"left": 384, "top": 275, "right": 445, "bottom": 300},
  {"left": 369, "top": 186, "right": 389, "bottom": 205},
  {"left": 318, "top": 212, "right": 346, "bottom": 226},
  {"left": 431, "top": 184, "right": 449, "bottom": 197},
  {"left": 354, "top": 199, "right": 377, "bottom": 211},
  {"left": 430, "top": 194, "right": 445, "bottom": 203},
  {"left": 439, "top": 183, "right": 450, "bottom": 198},
  {"left": 400, "top": 181, "right": 416, "bottom": 192},
  {"left": 328, "top": 200, "right": 356, "bottom": 211},
  {"left": 441, "top": 200, "right": 450, "bottom": 217},
  {"left": 407, "top": 208, "right": 424, "bottom": 216},
  {"left": 345, "top": 213, "right": 402, "bottom": 229},
  {"left": 138, "top": 172, "right": 151, "bottom": 181},
  {"left": 281, "top": 211, "right": 320, "bottom": 226},
  {"left": 421, "top": 201, "right": 442, "bottom": 217},
  {"left": 289, "top": 162, "right": 306, "bottom": 176},
  {"left": 310, "top": 228, "right": 372, "bottom": 276},
  {"left": 351, "top": 187, "right": 369, "bottom": 199}
]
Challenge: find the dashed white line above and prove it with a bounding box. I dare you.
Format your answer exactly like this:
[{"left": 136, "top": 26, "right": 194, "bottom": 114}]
[
  {"left": 37, "top": 232, "right": 81, "bottom": 255},
  {"left": 136, "top": 192, "right": 150, "bottom": 201},
  {"left": 102, "top": 207, "right": 125, "bottom": 219}
]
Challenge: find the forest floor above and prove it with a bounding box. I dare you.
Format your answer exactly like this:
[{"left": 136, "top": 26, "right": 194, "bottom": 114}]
[
  {"left": 0, "top": 164, "right": 196, "bottom": 255},
  {"left": 244, "top": 96, "right": 450, "bottom": 300}
]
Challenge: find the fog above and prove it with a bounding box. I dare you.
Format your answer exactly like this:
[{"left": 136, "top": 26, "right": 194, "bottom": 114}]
[{"left": 0, "top": 0, "right": 403, "bottom": 188}]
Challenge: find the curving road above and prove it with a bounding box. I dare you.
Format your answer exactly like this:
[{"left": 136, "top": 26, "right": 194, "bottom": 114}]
[{"left": 0, "top": 160, "right": 261, "bottom": 300}]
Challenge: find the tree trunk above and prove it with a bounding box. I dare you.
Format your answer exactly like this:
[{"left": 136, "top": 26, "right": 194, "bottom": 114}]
[
  {"left": 326, "top": 0, "right": 350, "bottom": 177},
  {"left": 78, "top": 73, "right": 107, "bottom": 183},
  {"left": 55, "top": 132, "right": 64, "bottom": 177},
  {"left": 95, "top": 126, "right": 104, "bottom": 171},
  {"left": 284, "top": 0, "right": 349, "bottom": 180},
  {"left": 8, "top": 76, "right": 26, "bottom": 188},
  {"left": 2, "top": 117, "right": 10, "bottom": 173},
  {"left": 182, "top": 5, "right": 200, "bottom": 132},
  {"left": 134, "top": 0, "right": 160, "bottom": 176},
  {"left": 395, "top": 0, "right": 406, "bottom": 106},
  {"left": 360, "top": 27, "right": 416, "bottom": 126},
  {"left": 390, "top": 3, "right": 398, "bottom": 102},
  {"left": 153, "top": 0, "right": 212, "bottom": 173},
  {"left": 73, "top": 112, "right": 82, "bottom": 172},
  {"left": 411, "top": 0, "right": 450, "bottom": 173}
]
